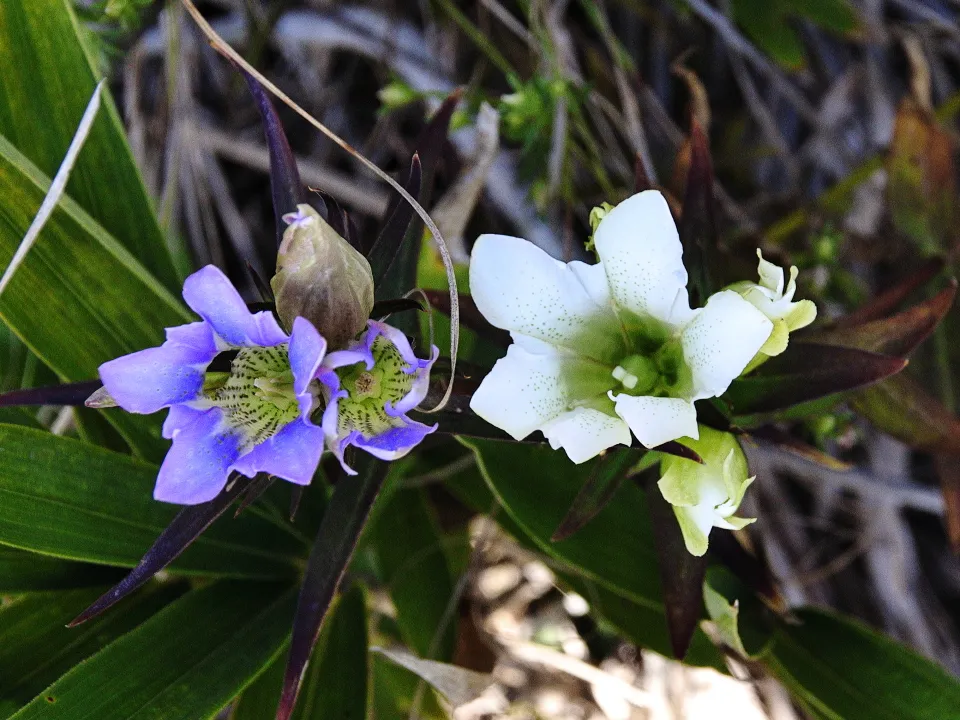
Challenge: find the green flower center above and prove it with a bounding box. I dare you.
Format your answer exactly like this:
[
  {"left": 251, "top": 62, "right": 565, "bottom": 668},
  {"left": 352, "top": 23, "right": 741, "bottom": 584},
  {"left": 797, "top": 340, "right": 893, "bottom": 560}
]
[
  {"left": 335, "top": 336, "right": 414, "bottom": 437},
  {"left": 609, "top": 311, "right": 693, "bottom": 398},
  {"left": 204, "top": 345, "right": 299, "bottom": 450}
]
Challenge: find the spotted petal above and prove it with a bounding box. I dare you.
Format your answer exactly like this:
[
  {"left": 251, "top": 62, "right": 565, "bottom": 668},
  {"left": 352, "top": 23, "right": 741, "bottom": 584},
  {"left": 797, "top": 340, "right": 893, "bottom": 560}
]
[
  {"left": 593, "top": 191, "right": 692, "bottom": 327},
  {"left": 540, "top": 407, "right": 632, "bottom": 464},
  {"left": 680, "top": 290, "right": 773, "bottom": 400},
  {"left": 470, "top": 343, "right": 615, "bottom": 441},
  {"left": 347, "top": 417, "right": 438, "bottom": 461},
  {"left": 611, "top": 394, "right": 698, "bottom": 448},
  {"left": 232, "top": 419, "right": 325, "bottom": 485},
  {"left": 182, "top": 265, "right": 288, "bottom": 348},
  {"left": 153, "top": 408, "right": 242, "bottom": 505},
  {"left": 469, "top": 234, "right": 623, "bottom": 362}
]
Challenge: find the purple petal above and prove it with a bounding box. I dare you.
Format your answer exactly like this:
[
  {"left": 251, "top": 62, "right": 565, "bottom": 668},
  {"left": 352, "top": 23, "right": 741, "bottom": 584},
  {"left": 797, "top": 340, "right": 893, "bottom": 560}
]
[
  {"left": 386, "top": 344, "right": 440, "bottom": 416},
  {"left": 289, "top": 317, "right": 327, "bottom": 414},
  {"left": 162, "top": 404, "right": 209, "bottom": 439},
  {"left": 154, "top": 408, "right": 242, "bottom": 505},
  {"left": 349, "top": 416, "right": 437, "bottom": 461},
  {"left": 232, "top": 420, "right": 325, "bottom": 485},
  {"left": 165, "top": 321, "right": 218, "bottom": 356},
  {"left": 324, "top": 347, "right": 374, "bottom": 371},
  {"left": 99, "top": 336, "right": 212, "bottom": 415},
  {"left": 182, "top": 265, "right": 288, "bottom": 348}
]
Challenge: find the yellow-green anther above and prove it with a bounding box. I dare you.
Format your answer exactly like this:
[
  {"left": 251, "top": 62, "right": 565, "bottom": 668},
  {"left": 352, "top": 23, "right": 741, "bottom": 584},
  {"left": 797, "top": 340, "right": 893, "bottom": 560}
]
[{"left": 272, "top": 204, "right": 375, "bottom": 349}]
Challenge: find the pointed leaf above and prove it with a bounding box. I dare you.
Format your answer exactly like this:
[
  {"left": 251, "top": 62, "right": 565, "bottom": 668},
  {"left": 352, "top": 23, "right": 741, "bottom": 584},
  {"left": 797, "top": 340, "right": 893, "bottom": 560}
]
[
  {"left": 726, "top": 343, "right": 907, "bottom": 415},
  {"left": 242, "top": 70, "right": 306, "bottom": 245},
  {"left": 70, "top": 475, "right": 258, "bottom": 626},
  {"left": 0, "top": 380, "right": 101, "bottom": 408},
  {"left": 677, "top": 121, "right": 716, "bottom": 307},
  {"left": 10, "top": 581, "right": 297, "bottom": 720},
  {"left": 642, "top": 473, "right": 707, "bottom": 659},
  {"left": 373, "top": 647, "right": 493, "bottom": 708},
  {"left": 809, "top": 282, "right": 956, "bottom": 357},
  {"left": 852, "top": 373, "right": 960, "bottom": 454},
  {"left": 278, "top": 457, "right": 389, "bottom": 720},
  {"left": 836, "top": 258, "right": 944, "bottom": 328},
  {"left": 233, "top": 584, "right": 370, "bottom": 720},
  {"left": 0, "top": 0, "right": 179, "bottom": 291},
  {"left": 552, "top": 449, "right": 637, "bottom": 542},
  {"left": 367, "top": 156, "right": 422, "bottom": 287},
  {"left": 0, "top": 424, "right": 301, "bottom": 577}
]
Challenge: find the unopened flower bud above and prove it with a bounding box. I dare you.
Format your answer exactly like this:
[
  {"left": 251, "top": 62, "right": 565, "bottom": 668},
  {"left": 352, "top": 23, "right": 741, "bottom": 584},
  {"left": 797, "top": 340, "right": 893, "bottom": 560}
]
[{"left": 272, "top": 204, "right": 375, "bottom": 349}]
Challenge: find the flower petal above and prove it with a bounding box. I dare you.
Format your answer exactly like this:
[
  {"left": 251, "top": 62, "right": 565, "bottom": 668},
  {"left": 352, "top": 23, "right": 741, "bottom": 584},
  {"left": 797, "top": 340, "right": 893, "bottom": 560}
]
[
  {"left": 469, "top": 234, "right": 623, "bottom": 361},
  {"left": 593, "top": 191, "right": 691, "bottom": 326},
  {"left": 162, "top": 404, "right": 209, "bottom": 439},
  {"left": 348, "top": 417, "right": 438, "bottom": 461},
  {"left": 611, "top": 394, "right": 698, "bottom": 448},
  {"left": 99, "top": 337, "right": 211, "bottom": 415},
  {"left": 231, "top": 419, "right": 325, "bottom": 485},
  {"left": 671, "top": 504, "right": 712, "bottom": 557},
  {"left": 540, "top": 407, "right": 632, "bottom": 464},
  {"left": 153, "top": 408, "right": 242, "bottom": 505},
  {"left": 681, "top": 290, "right": 773, "bottom": 400},
  {"left": 388, "top": 345, "right": 439, "bottom": 416},
  {"left": 470, "top": 343, "right": 615, "bottom": 440},
  {"left": 182, "top": 265, "right": 287, "bottom": 348},
  {"left": 289, "top": 317, "right": 327, "bottom": 418}
]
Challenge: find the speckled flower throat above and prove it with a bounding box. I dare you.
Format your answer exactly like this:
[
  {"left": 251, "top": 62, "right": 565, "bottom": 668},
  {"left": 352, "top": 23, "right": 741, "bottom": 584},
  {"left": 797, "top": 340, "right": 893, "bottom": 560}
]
[
  {"left": 334, "top": 336, "right": 415, "bottom": 437},
  {"left": 205, "top": 345, "right": 300, "bottom": 449}
]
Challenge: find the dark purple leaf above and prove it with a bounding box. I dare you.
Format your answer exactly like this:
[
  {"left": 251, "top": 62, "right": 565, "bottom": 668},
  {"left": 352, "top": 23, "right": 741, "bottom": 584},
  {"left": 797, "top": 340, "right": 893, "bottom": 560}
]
[
  {"left": 725, "top": 342, "right": 907, "bottom": 415},
  {"left": 677, "top": 121, "right": 716, "bottom": 307},
  {"left": 68, "top": 475, "right": 256, "bottom": 627},
  {"left": 372, "top": 91, "right": 460, "bottom": 301},
  {"left": 241, "top": 69, "right": 306, "bottom": 245},
  {"left": 808, "top": 282, "right": 956, "bottom": 358},
  {"left": 641, "top": 472, "right": 707, "bottom": 659},
  {"left": 837, "top": 257, "right": 945, "bottom": 328},
  {"left": 635, "top": 153, "right": 653, "bottom": 192},
  {"left": 277, "top": 456, "right": 389, "bottom": 720},
  {"left": 707, "top": 530, "right": 779, "bottom": 602},
  {"left": 234, "top": 474, "right": 277, "bottom": 518},
  {"left": 371, "top": 297, "right": 424, "bottom": 320},
  {"left": 367, "top": 155, "right": 422, "bottom": 287},
  {"left": 552, "top": 449, "right": 638, "bottom": 541},
  {"left": 0, "top": 380, "right": 101, "bottom": 407}
]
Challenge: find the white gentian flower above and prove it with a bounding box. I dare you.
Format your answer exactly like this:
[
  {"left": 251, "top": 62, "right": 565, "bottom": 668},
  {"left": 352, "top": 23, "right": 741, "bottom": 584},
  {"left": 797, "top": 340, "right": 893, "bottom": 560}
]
[
  {"left": 468, "top": 190, "right": 774, "bottom": 463},
  {"left": 730, "top": 249, "right": 817, "bottom": 357},
  {"left": 658, "top": 425, "right": 755, "bottom": 556}
]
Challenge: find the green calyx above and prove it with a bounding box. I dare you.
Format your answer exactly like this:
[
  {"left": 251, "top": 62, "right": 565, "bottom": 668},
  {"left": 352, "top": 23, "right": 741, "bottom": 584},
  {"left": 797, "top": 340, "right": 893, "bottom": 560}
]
[
  {"left": 203, "top": 345, "right": 299, "bottom": 450},
  {"left": 610, "top": 339, "right": 692, "bottom": 399},
  {"left": 335, "top": 336, "right": 414, "bottom": 437}
]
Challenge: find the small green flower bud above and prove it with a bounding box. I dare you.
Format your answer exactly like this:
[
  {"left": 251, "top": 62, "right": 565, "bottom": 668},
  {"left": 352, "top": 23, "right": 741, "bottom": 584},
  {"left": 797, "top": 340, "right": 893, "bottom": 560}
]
[{"left": 272, "top": 204, "right": 374, "bottom": 349}]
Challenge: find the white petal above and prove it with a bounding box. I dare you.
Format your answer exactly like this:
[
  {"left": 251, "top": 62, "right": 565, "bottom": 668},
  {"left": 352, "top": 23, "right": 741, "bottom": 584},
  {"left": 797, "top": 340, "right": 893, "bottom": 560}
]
[
  {"left": 470, "top": 343, "right": 615, "bottom": 440},
  {"left": 681, "top": 290, "right": 773, "bottom": 400},
  {"left": 611, "top": 394, "right": 698, "bottom": 448},
  {"left": 469, "top": 234, "right": 623, "bottom": 361},
  {"left": 593, "top": 191, "right": 691, "bottom": 326},
  {"left": 540, "top": 407, "right": 632, "bottom": 464}
]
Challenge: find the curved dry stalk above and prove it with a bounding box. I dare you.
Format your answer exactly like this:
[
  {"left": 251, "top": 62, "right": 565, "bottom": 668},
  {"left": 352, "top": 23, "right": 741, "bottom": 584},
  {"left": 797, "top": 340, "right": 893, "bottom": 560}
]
[{"left": 181, "top": 0, "right": 459, "bottom": 412}]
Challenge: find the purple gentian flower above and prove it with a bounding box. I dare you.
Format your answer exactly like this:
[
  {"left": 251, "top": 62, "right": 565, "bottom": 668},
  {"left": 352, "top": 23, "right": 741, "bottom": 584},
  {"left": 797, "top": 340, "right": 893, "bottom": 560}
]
[
  {"left": 96, "top": 265, "right": 327, "bottom": 505},
  {"left": 318, "top": 320, "right": 439, "bottom": 475}
]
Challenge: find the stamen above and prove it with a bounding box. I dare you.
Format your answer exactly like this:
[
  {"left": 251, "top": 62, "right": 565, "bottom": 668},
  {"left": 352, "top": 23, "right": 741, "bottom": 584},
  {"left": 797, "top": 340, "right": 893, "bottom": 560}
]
[{"left": 611, "top": 365, "right": 639, "bottom": 390}]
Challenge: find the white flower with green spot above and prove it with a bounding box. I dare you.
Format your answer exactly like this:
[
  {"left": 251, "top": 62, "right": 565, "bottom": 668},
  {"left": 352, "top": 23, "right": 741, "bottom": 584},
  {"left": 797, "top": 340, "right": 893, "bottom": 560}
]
[
  {"left": 658, "top": 426, "right": 755, "bottom": 556},
  {"left": 468, "top": 190, "right": 774, "bottom": 463},
  {"left": 730, "top": 250, "right": 817, "bottom": 359}
]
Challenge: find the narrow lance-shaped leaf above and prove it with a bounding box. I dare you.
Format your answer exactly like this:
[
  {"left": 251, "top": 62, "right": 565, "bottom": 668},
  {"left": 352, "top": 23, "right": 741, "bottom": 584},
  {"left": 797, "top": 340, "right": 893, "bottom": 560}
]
[
  {"left": 0, "top": 380, "right": 101, "bottom": 407},
  {"left": 726, "top": 342, "right": 907, "bottom": 416},
  {"left": 552, "top": 449, "right": 640, "bottom": 542},
  {"left": 677, "top": 121, "right": 716, "bottom": 307},
  {"left": 278, "top": 457, "right": 389, "bottom": 720},
  {"left": 367, "top": 155, "right": 422, "bottom": 287},
  {"left": 242, "top": 69, "right": 306, "bottom": 244},
  {"left": 836, "top": 257, "right": 944, "bottom": 328},
  {"left": 372, "top": 646, "right": 493, "bottom": 708},
  {"left": 809, "top": 282, "right": 956, "bottom": 357},
  {"left": 641, "top": 473, "right": 708, "bottom": 659},
  {"left": 69, "top": 475, "right": 258, "bottom": 626}
]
